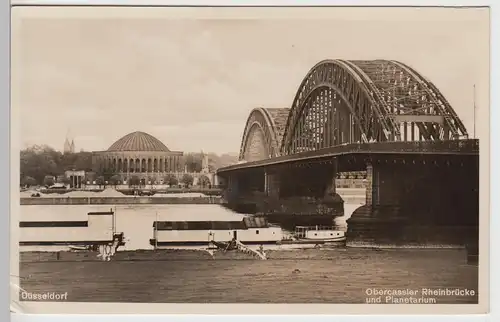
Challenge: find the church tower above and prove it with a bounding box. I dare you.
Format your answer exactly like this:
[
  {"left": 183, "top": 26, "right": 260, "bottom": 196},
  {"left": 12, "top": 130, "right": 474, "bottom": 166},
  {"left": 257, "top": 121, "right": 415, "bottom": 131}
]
[
  {"left": 63, "top": 129, "right": 75, "bottom": 154},
  {"left": 63, "top": 138, "right": 71, "bottom": 154}
]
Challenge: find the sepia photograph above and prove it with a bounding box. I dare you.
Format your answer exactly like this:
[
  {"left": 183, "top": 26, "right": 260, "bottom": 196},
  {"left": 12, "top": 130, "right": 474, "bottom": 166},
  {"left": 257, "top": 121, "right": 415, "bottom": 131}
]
[{"left": 10, "top": 5, "right": 489, "bottom": 314}]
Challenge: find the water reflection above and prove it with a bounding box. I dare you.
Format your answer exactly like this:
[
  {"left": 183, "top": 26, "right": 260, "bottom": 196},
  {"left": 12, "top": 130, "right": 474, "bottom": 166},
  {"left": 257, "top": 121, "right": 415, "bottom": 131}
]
[{"left": 334, "top": 203, "right": 360, "bottom": 231}]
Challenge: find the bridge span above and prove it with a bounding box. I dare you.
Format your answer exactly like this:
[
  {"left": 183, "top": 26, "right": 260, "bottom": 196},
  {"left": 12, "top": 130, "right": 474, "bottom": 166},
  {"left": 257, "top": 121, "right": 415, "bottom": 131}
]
[
  {"left": 216, "top": 59, "right": 479, "bottom": 248},
  {"left": 218, "top": 140, "right": 478, "bottom": 173}
]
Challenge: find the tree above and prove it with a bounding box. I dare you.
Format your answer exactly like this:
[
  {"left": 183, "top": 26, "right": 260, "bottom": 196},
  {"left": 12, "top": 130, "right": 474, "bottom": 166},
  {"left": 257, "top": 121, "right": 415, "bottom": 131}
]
[
  {"left": 182, "top": 153, "right": 203, "bottom": 173},
  {"left": 20, "top": 145, "right": 61, "bottom": 184},
  {"left": 181, "top": 173, "right": 194, "bottom": 187},
  {"left": 20, "top": 145, "right": 95, "bottom": 185},
  {"left": 95, "top": 176, "right": 105, "bottom": 188},
  {"left": 110, "top": 175, "right": 121, "bottom": 188},
  {"left": 43, "top": 175, "right": 55, "bottom": 187},
  {"left": 207, "top": 152, "right": 239, "bottom": 170},
  {"left": 163, "top": 174, "right": 178, "bottom": 186},
  {"left": 72, "top": 152, "right": 93, "bottom": 171},
  {"left": 198, "top": 175, "right": 211, "bottom": 187},
  {"left": 85, "top": 171, "right": 96, "bottom": 184},
  {"left": 22, "top": 176, "right": 37, "bottom": 187},
  {"left": 128, "top": 175, "right": 140, "bottom": 188}
]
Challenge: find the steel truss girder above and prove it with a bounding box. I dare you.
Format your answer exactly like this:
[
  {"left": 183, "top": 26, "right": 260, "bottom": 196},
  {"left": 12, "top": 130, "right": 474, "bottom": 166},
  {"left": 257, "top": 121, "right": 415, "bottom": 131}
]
[
  {"left": 239, "top": 107, "right": 289, "bottom": 161},
  {"left": 280, "top": 59, "right": 469, "bottom": 156},
  {"left": 347, "top": 60, "right": 468, "bottom": 141},
  {"left": 389, "top": 60, "right": 468, "bottom": 137}
]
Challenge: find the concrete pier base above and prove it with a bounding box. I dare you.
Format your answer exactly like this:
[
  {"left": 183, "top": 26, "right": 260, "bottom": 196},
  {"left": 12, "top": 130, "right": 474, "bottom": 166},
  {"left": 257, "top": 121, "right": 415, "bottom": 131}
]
[
  {"left": 223, "top": 193, "right": 345, "bottom": 230},
  {"left": 346, "top": 205, "right": 479, "bottom": 248}
]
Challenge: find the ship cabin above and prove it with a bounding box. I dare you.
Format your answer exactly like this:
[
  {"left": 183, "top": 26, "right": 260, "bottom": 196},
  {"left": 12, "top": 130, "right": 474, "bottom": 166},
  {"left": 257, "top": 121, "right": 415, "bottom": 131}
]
[
  {"left": 19, "top": 210, "right": 124, "bottom": 250},
  {"left": 294, "top": 225, "right": 346, "bottom": 241},
  {"left": 150, "top": 216, "right": 283, "bottom": 246}
]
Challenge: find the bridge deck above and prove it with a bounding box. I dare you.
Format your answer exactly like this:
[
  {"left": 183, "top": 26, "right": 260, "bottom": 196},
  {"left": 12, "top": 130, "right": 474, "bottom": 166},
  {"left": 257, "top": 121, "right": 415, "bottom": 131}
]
[{"left": 217, "top": 140, "right": 479, "bottom": 173}]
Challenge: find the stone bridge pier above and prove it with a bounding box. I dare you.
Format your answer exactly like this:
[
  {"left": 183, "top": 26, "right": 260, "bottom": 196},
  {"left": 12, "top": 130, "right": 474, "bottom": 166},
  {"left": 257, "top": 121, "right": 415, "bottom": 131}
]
[
  {"left": 347, "top": 155, "right": 479, "bottom": 247},
  {"left": 220, "top": 160, "right": 345, "bottom": 228},
  {"left": 264, "top": 170, "right": 280, "bottom": 198}
]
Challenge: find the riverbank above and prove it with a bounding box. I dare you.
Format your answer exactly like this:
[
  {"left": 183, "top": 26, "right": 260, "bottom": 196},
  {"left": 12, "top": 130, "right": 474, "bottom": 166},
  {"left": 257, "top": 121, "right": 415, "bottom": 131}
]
[
  {"left": 20, "top": 188, "right": 366, "bottom": 205},
  {"left": 21, "top": 187, "right": 222, "bottom": 196},
  {"left": 19, "top": 246, "right": 468, "bottom": 263},
  {"left": 20, "top": 196, "right": 223, "bottom": 205}
]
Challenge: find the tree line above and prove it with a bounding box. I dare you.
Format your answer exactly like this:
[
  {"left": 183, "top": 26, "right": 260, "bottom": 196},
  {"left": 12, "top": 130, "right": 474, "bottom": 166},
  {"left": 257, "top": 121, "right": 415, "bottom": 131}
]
[
  {"left": 20, "top": 145, "right": 93, "bottom": 186},
  {"left": 20, "top": 144, "right": 238, "bottom": 187}
]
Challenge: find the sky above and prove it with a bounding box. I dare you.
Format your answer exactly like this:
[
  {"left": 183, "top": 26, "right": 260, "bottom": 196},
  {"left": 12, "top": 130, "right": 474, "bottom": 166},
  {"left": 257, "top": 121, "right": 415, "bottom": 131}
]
[{"left": 12, "top": 6, "right": 489, "bottom": 154}]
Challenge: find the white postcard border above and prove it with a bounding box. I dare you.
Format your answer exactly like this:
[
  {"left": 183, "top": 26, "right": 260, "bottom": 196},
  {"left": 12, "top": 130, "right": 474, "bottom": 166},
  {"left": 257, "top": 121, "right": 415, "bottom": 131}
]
[{"left": 5, "top": 0, "right": 497, "bottom": 319}]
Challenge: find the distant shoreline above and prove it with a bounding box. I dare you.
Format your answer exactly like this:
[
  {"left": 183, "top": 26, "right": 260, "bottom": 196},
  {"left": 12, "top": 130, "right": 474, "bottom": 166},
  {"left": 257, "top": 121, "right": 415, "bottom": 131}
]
[
  {"left": 20, "top": 195, "right": 366, "bottom": 206},
  {"left": 20, "top": 187, "right": 366, "bottom": 205},
  {"left": 20, "top": 196, "right": 223, "bottom": 205}
]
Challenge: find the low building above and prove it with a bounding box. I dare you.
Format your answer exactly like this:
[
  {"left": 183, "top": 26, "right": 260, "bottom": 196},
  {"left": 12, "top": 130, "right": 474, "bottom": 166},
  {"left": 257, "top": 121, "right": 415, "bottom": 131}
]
[{"left": 64, "top": 170, "right": 86, "bottom": 189}]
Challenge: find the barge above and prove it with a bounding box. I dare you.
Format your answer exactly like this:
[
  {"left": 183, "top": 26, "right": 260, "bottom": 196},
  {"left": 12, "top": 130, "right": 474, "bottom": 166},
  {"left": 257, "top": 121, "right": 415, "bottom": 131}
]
[
  {"left": 19, "top": 209, "right": 126, "bottom": 261},
  {"left": 149, "top": 217, "right": 282, "bottom": 247},
  {"left": 149, "top": 217, "right": 346, "bottom": 254}
]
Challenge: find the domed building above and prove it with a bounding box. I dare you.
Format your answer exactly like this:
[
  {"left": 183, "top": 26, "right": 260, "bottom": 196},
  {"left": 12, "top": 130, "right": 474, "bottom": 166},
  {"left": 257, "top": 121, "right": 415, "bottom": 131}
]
[{"left": 92, "top": 131, "right": 183, "bottom": 183}]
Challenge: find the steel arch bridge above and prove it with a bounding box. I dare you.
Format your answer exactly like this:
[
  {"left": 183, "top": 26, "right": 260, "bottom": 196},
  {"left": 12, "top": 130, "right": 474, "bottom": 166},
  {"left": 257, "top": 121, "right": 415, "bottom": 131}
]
[{"left": 238, "top": 59, "right": 469, "bottom": 161}]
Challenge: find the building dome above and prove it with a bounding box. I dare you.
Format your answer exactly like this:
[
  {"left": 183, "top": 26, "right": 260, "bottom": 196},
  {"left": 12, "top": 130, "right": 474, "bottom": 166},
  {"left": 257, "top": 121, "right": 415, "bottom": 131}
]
[{"left": 107, "top": 131, "right": 170, "bottom": 152}]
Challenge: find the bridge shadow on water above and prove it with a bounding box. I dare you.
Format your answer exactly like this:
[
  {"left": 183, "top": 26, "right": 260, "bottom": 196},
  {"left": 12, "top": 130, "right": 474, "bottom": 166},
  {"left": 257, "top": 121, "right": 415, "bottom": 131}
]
[{"left": 221, "top": 189, "right": 479, "bottom": 266}]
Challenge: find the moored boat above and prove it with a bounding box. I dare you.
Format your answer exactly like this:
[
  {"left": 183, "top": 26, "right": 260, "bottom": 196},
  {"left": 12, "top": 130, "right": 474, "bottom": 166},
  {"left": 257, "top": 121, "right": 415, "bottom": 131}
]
[
  {"left": 19, "top": 209, "right": 126, "bottom": 260},
  {"left": 149, "top": 217, "right": 346, "bottom": 253},
  {"left": 287, "top": 225, "right": 346, "bottom": 246},
  {"left": 149, "top": 216, "right": 283, "bottom": 248}
]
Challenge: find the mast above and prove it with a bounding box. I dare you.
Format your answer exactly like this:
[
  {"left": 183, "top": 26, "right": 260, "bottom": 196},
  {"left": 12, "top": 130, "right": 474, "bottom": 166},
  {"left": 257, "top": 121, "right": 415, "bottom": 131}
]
[
  {"left": 473, "top": 84, "right": 476, "bottom": 139},
  {"left": 110, "top": 207, "right": 115, "bottom": 234},
  {"left": 154, "top": 211, "right": 158, "bottom": 250}
]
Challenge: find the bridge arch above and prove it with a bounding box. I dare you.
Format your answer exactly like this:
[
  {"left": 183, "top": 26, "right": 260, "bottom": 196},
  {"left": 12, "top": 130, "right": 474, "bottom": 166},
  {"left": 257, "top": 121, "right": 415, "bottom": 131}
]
[
  {"left": 280, "top": 59, "right": 469, "bottom": 155},
  {"left": 239, "top": 107, "right": 289, "bottom": 161}
]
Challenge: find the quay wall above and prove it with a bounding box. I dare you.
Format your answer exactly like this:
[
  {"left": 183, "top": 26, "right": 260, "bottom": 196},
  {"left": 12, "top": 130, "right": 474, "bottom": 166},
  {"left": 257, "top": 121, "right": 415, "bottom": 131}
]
[
  {"left": 21, "top": 187, "right": 365, "bottom": 206},
  {"left": 20, "top": 196, "right": 223, "bottom": 206},
  {"left": 35, "top": 188, "right": 223, "bottom": 196}
]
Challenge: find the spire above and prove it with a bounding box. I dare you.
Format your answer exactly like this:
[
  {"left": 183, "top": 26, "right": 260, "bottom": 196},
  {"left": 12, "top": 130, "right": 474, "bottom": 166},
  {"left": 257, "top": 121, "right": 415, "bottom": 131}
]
[
  {"left": 66, "top": 127, "right": 72, "bottom": 141},
  {"left": 63, "top": 137, "right": 71, "bottom": 154},
  {"left": 63, "top": 127, "right": 75, "bottom": 154}
]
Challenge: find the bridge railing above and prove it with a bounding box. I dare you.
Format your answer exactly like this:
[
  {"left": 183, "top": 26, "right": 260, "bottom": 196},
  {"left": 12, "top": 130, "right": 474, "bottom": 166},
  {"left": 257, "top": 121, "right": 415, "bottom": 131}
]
[
  {"left": 345, "top": 139, "right": 479, "bottom": 154},
  {"left": 216, "top": 139, "right": 479, "bottom": 173},
  {"left": 293, "top": 140, "right": 479, "bottom": 155}
]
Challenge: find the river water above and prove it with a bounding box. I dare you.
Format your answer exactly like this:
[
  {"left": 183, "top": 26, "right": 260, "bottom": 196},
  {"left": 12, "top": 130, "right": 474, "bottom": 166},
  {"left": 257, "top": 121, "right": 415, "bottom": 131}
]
[
  {"left": 18, "top": 196, "right": 479, "bottom": 304},
  {"left": 19, "top": 202, "right": 361, "bottom": 251}
]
